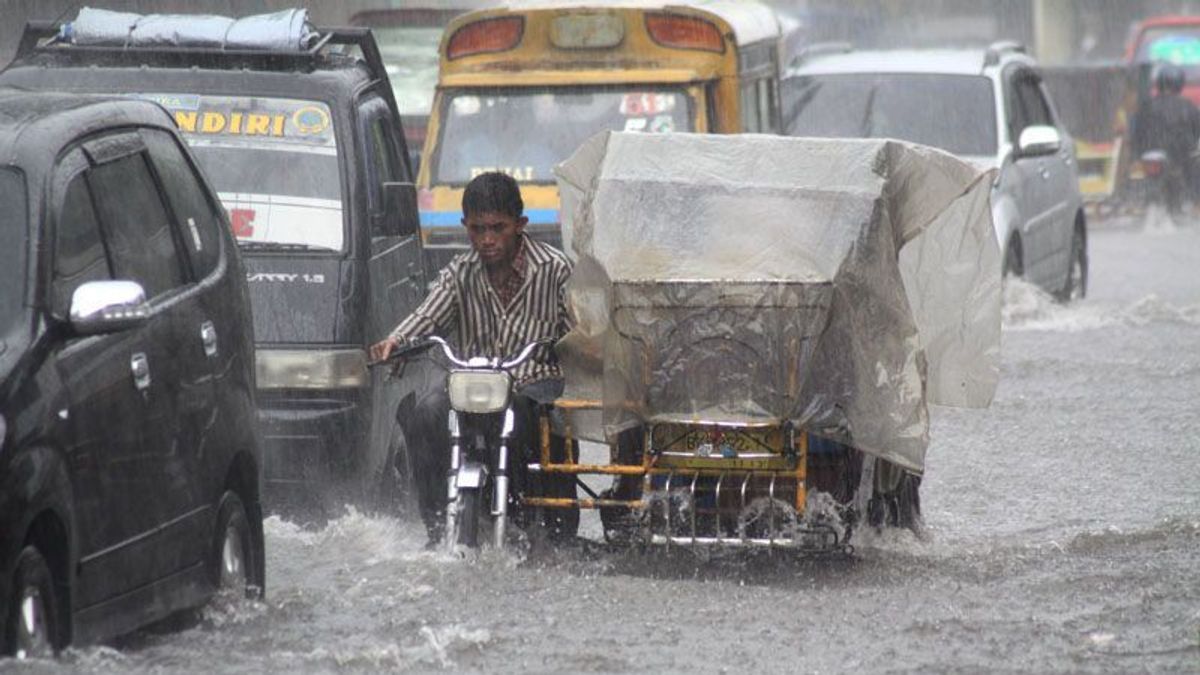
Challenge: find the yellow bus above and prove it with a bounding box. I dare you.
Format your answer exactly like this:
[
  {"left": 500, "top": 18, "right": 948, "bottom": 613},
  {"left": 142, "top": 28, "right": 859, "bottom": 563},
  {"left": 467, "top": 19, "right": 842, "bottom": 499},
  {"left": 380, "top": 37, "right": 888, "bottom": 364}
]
[{"left": 417, "top": 0, "right": 788, "bottom": 265}]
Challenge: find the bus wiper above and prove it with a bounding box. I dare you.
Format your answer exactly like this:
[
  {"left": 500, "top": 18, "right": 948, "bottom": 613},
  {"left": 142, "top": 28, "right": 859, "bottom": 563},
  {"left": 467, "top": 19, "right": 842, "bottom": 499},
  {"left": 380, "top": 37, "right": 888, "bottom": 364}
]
[{"left": 237, "top": 240, "right": 338, "bottom": 253}]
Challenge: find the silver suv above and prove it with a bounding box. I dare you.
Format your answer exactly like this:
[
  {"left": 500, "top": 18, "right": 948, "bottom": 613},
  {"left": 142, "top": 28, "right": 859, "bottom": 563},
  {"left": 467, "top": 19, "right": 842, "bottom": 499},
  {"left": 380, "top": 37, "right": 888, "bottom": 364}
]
[{"left": 783, "top": 42, "right": 1088, "bottom": 301}]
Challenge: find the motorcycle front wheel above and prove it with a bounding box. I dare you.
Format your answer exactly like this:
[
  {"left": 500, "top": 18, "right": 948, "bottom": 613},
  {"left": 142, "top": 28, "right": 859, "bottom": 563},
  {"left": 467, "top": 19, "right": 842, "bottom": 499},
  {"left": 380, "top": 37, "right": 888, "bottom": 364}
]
[{"left": 455, "top": 488, "right": 481, "bottom": 548}]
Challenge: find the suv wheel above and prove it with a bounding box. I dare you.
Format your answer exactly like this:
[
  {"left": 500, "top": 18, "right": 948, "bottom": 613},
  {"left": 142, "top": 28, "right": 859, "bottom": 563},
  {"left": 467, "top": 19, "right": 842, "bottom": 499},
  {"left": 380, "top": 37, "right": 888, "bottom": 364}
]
[
  {"left": 5, "top": 547, "right": 59, "bottom": 659},
  {"left": 1056, "top": 228, "right": 1087, "bottom": 302},
  {"left": 211, "top": 491, "right": 259, "bottom": 598},
  {"left": 1003, "top": 237, "right": 1023, "bottom": 279}
]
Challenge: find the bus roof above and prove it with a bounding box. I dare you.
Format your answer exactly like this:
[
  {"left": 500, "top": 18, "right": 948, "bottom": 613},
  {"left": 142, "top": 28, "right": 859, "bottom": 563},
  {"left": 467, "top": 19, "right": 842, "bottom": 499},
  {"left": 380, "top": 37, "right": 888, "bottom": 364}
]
[{"left": 483, "top": 0, "right": 782, "bottom": 46}]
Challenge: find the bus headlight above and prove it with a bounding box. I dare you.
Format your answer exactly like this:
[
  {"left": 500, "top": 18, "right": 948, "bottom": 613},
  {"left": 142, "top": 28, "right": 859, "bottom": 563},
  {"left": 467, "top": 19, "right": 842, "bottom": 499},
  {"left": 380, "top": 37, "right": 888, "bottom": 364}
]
[
  {"left": 448, "top": 371, "right": 511, "bottom": 413},
  {"left": 256, "top": 349, "right": 368, "bottom": 390}
]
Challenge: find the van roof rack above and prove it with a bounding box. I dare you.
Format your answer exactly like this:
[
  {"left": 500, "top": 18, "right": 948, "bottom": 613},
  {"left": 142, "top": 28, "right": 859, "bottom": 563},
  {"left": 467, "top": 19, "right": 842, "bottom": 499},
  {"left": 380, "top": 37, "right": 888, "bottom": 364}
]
[{"left": 984, "top": 40, "right": 1027, "bottom": 66}]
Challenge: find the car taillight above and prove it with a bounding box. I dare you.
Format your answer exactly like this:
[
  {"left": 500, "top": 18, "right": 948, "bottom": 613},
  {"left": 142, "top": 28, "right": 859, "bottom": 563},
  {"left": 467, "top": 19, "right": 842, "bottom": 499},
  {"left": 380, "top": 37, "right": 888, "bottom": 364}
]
[
  {"left": 645, "top": 13, "right": 724, "bottom": 53},
  {"left": 446, "top": 16, "right": 524, "bottom": 60},
  {"left": 418, "top": 187, "right": 434, "bottom": 211}
]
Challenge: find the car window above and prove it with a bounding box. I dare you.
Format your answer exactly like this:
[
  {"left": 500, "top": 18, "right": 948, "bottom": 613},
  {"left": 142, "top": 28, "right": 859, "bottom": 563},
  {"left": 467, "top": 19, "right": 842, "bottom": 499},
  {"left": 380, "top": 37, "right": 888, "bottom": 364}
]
[
  {"left": 359, "top": 95, "right": 401, "bottom": 217},
  {"left": 1016, "top": 76, "right": 1053, "bottom": 129},
  {"left": 53, "top": 170, "right": 112, "bottom": 314},
  {"left": 89, "top": 152, "right": 186, "bottom": 299},
  {"left": 141, "top": 128, "right": 223, "bottom": 278},
  {"left": 0, "top": 166, "right": 27, "bottom": 326}
]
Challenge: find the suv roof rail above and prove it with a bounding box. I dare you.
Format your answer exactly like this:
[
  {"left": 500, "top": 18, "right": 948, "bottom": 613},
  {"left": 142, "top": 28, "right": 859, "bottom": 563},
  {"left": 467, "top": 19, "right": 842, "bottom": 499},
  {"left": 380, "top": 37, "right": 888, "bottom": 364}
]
[
  {"left": 12, "top": 19, "right": 412, "bottom": 176},
  {"left": 984, "top": 40, "right": 1027, "bottom": 66},
  {"left": 788, "top": 41, "right": 854, "bottom": 70}
]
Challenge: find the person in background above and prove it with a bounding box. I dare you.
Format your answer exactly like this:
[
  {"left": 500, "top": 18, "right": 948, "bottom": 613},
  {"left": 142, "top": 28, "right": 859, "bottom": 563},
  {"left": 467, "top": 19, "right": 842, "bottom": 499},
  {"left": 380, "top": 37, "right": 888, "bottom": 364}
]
[{"left": 1134, "top": 62, "right": 1200, "bottom": 213}]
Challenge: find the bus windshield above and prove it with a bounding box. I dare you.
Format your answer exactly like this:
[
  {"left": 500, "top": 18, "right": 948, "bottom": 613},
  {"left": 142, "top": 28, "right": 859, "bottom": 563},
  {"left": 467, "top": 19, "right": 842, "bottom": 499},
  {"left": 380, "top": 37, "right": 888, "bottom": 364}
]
[
  {"left": 433, "top": 87, "right": 693, "bottom": 185},
  {"left": 137, "top": 94, "right": 344, "bottom": 251}
]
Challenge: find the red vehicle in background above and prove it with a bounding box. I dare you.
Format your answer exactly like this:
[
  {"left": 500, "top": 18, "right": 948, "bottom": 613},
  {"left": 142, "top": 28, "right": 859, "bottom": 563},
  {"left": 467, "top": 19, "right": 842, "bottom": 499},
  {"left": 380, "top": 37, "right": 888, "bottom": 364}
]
[
  {"left": 1125, "top": 16, "right": 1200, "bottom": 106},
  {"left": 1107, "top": 16, "right": 1200, "bottom": 211}
]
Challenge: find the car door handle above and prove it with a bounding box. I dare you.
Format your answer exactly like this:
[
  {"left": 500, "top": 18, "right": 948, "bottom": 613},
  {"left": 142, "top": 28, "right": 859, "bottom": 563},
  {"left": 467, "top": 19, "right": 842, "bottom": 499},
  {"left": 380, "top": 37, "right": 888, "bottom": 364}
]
[
  {"left": 200, "top": 321, "right": 218, "bottom": 358},
  {"left": 131, "top": 352, "right": 151, "bottom": 392}
]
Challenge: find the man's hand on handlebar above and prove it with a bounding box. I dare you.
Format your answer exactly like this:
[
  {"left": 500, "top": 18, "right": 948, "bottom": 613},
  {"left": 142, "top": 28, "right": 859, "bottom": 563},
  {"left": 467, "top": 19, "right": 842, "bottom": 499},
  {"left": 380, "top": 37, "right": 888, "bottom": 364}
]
[{"left": 369, "top": 337, "right": 402, "bottom": 365}]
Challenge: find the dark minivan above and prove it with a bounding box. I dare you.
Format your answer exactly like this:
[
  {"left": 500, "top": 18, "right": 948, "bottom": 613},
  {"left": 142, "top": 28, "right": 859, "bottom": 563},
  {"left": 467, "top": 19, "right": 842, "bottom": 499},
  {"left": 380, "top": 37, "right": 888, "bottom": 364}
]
[
  {"left": 0, "top": 90, "right": 264, "bottom": 656},
  {"left": 1, "top": 9, "right": 430, "bottom": 505}
]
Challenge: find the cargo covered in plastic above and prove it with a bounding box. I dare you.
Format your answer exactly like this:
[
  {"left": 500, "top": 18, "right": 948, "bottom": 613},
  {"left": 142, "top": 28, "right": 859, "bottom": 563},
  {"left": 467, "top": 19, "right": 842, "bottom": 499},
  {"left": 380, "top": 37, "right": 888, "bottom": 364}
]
[
  {"left": 63, "top": 7, "right": 317, "bottom": 51},
  {"left": 554, "top": 132, "right": 1000, "bottom": 472}
]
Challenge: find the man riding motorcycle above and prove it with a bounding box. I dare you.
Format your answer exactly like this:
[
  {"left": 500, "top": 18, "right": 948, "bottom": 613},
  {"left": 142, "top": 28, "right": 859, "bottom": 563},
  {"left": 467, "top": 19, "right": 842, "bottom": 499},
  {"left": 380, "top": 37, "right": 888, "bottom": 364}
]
[
  {"left": 369, "top": 171, "right": 578, "bottom": 547},
  {"left": 1133, "top": 63, "right": 1200, "bottom": 214}
]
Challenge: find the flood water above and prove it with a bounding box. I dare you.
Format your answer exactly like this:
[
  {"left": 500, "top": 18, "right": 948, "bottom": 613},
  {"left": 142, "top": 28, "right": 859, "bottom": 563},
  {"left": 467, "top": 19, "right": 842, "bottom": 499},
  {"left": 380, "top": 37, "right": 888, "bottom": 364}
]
[{"left": 14, "top": 220, "right": 1200, "bottom": 673}]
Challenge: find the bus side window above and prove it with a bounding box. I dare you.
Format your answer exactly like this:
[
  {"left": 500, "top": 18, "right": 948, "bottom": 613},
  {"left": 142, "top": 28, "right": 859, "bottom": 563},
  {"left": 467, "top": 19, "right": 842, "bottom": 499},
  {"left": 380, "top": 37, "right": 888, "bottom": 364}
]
[
  {"left": 741, "top": 78, "right": 777, "bottom": 133},
  {"left": 706, "top": 83, "right": 721, "bottom": 133},
  {"left": 741, "top": 81, "right": 762, "bottom": 133},
  {"left": 762, "top": 79, "right": 780, "bottom": 134}
]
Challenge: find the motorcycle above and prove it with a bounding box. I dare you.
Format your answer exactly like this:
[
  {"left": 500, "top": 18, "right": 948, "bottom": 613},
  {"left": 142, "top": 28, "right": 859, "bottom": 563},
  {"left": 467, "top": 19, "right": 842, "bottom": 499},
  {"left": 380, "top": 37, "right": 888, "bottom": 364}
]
[{"left": 381, "top": 336, "right": 554, "bottom": 551}]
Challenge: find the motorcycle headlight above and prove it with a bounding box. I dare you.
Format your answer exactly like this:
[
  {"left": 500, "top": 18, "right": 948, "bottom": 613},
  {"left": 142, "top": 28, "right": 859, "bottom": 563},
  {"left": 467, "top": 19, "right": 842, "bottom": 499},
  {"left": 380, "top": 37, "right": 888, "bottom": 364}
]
[
  {"left": 256, "top": 348, "right": 368, "bottom": 390},
  {"left": 448, "top": 371, "right": 511, "bottom": 413}
]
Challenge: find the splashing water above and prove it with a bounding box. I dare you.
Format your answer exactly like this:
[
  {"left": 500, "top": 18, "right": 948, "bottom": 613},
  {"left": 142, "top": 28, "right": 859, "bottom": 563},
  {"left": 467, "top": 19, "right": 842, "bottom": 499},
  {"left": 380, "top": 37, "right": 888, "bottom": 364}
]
[{"left": 1002, "top": 277, "right": 1200, "bottom": 332}]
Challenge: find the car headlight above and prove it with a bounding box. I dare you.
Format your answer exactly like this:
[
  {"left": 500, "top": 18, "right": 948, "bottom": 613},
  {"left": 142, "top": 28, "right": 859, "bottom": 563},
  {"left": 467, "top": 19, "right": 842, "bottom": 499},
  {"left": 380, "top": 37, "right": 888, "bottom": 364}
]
[
  {"left": 448, "top": 371, "right": 511, "bottom": 413},
  {"left": 256, "top": 349, "right": 368, "bottom": 390}
]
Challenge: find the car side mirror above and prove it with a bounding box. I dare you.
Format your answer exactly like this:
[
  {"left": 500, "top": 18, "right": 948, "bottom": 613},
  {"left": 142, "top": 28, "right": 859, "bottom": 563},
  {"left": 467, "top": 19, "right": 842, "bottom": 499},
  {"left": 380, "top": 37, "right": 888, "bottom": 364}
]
[
  {"left": 69, "top": 280, "right": 150, "bottom": 335},
  {"left": 1017, "top": 125, "right": 1062, "bottom": 157},
  {"left": 379, "top": 181, "right": 419, "bottom": 238}
]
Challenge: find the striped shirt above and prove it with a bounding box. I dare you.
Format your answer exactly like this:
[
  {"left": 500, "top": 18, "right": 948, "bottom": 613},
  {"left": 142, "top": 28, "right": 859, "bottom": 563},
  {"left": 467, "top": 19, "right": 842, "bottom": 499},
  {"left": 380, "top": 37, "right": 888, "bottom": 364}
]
[{"left": 390, "top": 234, "right": 572, "bottom": 386}]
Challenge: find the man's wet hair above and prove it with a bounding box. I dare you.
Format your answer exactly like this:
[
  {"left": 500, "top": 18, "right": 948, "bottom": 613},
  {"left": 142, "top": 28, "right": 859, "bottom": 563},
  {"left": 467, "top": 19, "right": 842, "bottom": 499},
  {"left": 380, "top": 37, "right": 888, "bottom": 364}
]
[{"left": 462, "top": 171, "right": 524, "bottom": 219}]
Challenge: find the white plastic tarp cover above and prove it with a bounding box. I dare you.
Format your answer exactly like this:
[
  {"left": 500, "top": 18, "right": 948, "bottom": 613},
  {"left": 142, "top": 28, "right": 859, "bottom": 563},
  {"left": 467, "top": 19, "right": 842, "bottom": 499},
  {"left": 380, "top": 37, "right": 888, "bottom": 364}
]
[
  {"left": 555, "top": 132, "right": 1000, "bottom": 472},
  {"left": 67, "top": 7, "right": 317, "bottom": 51}
]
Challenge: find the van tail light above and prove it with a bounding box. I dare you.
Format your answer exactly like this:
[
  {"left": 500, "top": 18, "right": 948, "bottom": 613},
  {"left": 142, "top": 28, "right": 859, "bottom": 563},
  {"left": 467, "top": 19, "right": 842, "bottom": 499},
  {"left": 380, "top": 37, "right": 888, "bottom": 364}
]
[
  {"left": 418, "top": 187, "right": 434, "bottom": 211},
  {"left": 645, "top": 13, "right": 724, "bottom": 53},
  {"left": 447, "top": 17, "right": 524, "bottom": 60}
]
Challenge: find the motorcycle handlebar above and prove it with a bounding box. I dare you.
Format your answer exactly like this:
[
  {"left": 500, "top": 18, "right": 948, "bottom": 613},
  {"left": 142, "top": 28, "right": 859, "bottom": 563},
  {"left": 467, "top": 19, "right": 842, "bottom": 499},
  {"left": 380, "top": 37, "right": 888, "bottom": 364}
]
[
  {"left": 369, "top": 338, "right": 436, "bottom": 368},
  {"left": 371, "top": 335, "right": 556, "bottom": 371}
]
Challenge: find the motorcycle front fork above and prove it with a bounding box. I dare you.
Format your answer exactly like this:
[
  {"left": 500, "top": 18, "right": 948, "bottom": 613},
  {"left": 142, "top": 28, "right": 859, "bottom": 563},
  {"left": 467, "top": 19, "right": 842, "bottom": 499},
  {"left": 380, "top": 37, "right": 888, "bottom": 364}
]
[{"left": 445, "top": 408, "right": 516, "bottom": 550}]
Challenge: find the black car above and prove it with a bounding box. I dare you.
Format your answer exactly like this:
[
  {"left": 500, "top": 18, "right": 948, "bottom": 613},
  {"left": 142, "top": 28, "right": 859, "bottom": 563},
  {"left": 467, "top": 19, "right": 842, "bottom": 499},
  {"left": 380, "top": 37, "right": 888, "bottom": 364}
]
[
  {"left": 0, "top": 10, "right": 430, "bottom": 508},
  {"left": 0, "top": 90, "right": 264, "bottom": 657}
]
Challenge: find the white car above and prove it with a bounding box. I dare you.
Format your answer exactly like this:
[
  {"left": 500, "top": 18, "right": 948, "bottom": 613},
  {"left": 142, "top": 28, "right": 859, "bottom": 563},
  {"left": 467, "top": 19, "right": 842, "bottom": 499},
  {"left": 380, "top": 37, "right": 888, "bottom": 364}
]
[{"left": 783, "top": 42, "right": 1088, "bottom": 301}]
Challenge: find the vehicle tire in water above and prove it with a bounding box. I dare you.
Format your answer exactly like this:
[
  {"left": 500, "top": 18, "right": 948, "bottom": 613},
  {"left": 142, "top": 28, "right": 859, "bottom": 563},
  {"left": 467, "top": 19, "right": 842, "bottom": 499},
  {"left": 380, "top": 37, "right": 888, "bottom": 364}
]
[
  {"left": 867, "top": 462, "right": 922, "bottom": 531},
  {"left": 1056, "top": 228, "right": 1087, "bottom": 302},
  {"left": 5, "top": 546, "right": 58, "bottom": 659},
  {"left": 212, "top": 491, "right": 258, "bottom": 598},
  {"left": 1003, "top": 237, "right": 1023, "bottom": 279},
  {"left": 456, "top": 488, "right": 481, "bottom": 548}
]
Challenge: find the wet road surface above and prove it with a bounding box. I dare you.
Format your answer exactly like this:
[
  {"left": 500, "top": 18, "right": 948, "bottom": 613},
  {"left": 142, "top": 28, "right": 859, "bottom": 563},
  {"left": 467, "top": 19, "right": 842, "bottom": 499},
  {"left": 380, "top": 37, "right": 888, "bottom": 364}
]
[{"left": 14, "top": 221, "right": 1200, "bottom": 674}]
